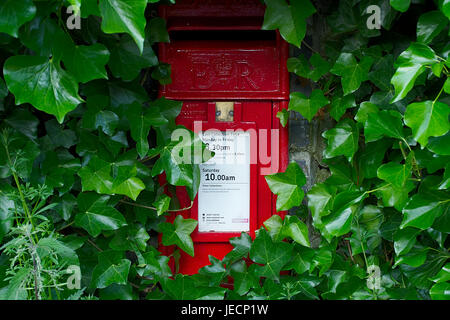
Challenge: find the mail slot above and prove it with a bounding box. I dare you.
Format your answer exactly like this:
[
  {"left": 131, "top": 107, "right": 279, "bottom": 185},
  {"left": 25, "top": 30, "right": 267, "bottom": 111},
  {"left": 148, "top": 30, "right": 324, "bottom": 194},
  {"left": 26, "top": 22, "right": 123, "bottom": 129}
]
[{"left": 158, "top": 0, "right": 289, "bottom": 274}]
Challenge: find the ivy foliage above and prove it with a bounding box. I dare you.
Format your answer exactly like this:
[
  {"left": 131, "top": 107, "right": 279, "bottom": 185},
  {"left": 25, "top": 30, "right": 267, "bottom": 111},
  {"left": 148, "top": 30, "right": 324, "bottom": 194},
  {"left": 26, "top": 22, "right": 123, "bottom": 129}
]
[{"left": 0, "top": 0, "right": 448, "bottom": 300}]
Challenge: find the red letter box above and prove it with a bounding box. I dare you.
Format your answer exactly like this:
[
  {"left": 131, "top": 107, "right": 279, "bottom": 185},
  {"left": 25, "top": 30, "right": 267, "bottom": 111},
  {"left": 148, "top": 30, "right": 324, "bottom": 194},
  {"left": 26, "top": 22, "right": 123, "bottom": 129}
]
[{"left": 158, "top": 0, "right": 289, "bottom": 274}]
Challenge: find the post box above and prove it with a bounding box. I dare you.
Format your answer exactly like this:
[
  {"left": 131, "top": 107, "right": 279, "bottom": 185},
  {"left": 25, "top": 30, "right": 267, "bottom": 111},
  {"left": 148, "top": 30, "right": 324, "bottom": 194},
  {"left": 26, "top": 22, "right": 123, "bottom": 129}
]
[{"left": 157, "top": 0, "right": 289, "bottom": 274}]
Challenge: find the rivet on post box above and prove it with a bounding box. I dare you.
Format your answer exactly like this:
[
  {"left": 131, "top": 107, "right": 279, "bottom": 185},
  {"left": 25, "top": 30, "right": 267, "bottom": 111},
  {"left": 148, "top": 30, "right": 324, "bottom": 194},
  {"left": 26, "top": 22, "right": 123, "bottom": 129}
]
[{"left": 157, "top": 0, "right": 290, "bottom": 275}]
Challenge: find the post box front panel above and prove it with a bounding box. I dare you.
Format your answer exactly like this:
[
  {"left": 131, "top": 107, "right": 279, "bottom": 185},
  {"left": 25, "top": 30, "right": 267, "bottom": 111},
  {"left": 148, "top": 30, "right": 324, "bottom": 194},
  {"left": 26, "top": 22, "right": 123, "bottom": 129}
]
[
  {"left": 161, "top": 41, "right": 283, "bottom": 100},
  {"left": 169, "top": 100, "right": 279, "bottom": 274}
]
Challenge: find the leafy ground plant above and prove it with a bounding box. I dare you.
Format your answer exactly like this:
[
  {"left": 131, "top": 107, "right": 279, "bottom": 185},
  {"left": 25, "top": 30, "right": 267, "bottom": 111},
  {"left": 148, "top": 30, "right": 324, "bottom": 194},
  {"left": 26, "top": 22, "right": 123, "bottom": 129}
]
[{"left": 0, "top": 0, "right": 448, "bottom": 300}]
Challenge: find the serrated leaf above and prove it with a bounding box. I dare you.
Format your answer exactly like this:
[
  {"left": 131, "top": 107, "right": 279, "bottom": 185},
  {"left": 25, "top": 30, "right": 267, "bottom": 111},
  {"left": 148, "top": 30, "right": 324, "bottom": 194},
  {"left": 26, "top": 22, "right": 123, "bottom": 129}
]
[
  {"left": 0, "top": 192, "right": 14, "bottom": 243},
  {"left": 37, "top": 237, "right": 79, "bottom": 266},
  {"left": 265, "top": 162, "right": 306, "bottom": 211},
  {"left": 4, "top": 56, "right": 83, "bottom": 123}
]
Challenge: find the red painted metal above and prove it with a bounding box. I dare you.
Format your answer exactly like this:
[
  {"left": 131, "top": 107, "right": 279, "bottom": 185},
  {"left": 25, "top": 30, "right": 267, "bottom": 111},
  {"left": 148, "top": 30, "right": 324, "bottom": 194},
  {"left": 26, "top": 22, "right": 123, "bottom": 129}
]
[{"left": 157, "top": 0, "right": 289, "bottom": 275}]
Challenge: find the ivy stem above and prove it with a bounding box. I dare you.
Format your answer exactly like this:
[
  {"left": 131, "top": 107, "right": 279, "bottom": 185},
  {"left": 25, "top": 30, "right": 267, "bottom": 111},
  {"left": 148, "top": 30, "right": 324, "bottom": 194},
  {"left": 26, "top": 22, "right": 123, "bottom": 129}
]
[
  {"left": 365, "top": 184, "right": 390, "bottom": 194},
  {"left": 433, "top": 83, "right": 445, "bottom": 105},
  {"left": 301, "top": 41, "right": 320, "bottom": 55}
]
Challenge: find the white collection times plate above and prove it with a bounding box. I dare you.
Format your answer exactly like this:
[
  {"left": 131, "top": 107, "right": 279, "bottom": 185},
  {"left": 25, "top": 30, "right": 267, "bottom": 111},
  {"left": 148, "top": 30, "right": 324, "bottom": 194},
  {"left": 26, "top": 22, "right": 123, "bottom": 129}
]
[{"left": 198, "top": 130, "right": 251, "bottom": 233}]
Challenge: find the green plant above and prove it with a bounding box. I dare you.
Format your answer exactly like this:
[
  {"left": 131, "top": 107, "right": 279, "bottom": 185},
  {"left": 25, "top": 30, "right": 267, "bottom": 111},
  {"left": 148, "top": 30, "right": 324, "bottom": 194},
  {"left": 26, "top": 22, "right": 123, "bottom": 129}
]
[{"left": 0, "top": 0, "right": 448, "bottom": 300}]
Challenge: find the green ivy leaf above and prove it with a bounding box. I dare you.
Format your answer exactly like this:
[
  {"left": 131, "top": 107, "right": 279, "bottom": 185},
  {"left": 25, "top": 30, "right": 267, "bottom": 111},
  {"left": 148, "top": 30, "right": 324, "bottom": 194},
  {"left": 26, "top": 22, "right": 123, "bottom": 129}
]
[
  {"left": 438, "top": 0, "right": 450, "bottom": 19},
  {"left": 4, "top": 56, "right": 83, "bottom": 123},
  {"left": 65, "top": 44, "right": 110, "bottom": 83},
  {"left": 265, "top": 162, "right": 306, "bottom": 211},
  {"left": 276, "top": 109, "right": 289, "bottom": 127},
  {"left": 376, "top": 181, "right": 416, "bottom": 211},
  {"left": 108, "top": 35, "right": 158, "bottom": 81},
  {"left": 153, "top": 194, "right": 171, "bottom": 216},
  {"left": 151, "top": 63, "right": 171, "bottom": 84},
  {"left": 430, "top": 282, "right": 450, "bottom": 300},
  {"left": 128, "top": 102, "right": 168, "bottom": 158},
  {"left": 401, "top": 193, "right": 449, "bottom": 230},
  {"left": 331, "top": 53, "right": 374, "bottom": 95},
  {"left": 282, "top": 215, "right": 310, "bottom": 247},
  {"left": 323, "top": 119, "right": 359, "bottom": 160},
  {"left": 99, "top": 0, "right": 147, "bottom": 53},
  {"left": 91, "top": 250, "right": 131, "bottom": 289},
  {"left": 427, "top": 132, "right": 450, "bottom": 155},
  {"left": 147, "top": 17, "right": 170, "bottom": 44},
  {"left": 417, "top": 11, "right": 448, "bottom": 44},
  {"left": 390, "top": 0, "right": 411, "bottom": 12},
  {"left": 404, "top": 100, "right": 450, "bottom": 147},
  {"left": 377, "top": 160, "right": 412, "bottom": 189},
  {"left": 391, "top": 43, "right": 437, "bottom": 103},
  {"left": 249, "top": 229, "right": 293, "bottom": 280},
  {"left": 330, "top": 94, "right": 356, "bottom": 121},
  {"left": 160, "top": 215, "right": 197, "bottom": 257},
  {"left": 95, "top": 110, "right": 119, "bottom": 136},
  {"left": 287, "top": 54, "right": 330, "bottom": 81},
  {"left": 19, "top": 17, "right": 74, "bottom": 63},
  {"left": 160, "top": 274, "right": 226, "bottom": 300},
  {"left": 78, "top": 156, "right": 113, "bottom": 194},
  {"left": 364, "top": 110, "right": 405, "bottom": 142},
  {"left": 223, "top": 233, "right": 252, "bottom": 264},
  {"left": 322, "top": 191, "right": 366, "bottom": 238},
  {"left": 285, "top": 246, "right": 315, "bottom": 274},
  {"left": 78, "top": 155, "right": 145, "bottom": 200},
  {"left": 430, "top": 263, "right": 450, "bottom": 283},
  {"left": 393, "top": 227, "right": 420, "bottom": 256},
  {"left": 0, "top": 0, "right": 36, "bottom": 37},
  {"left": 75, "top": 193, "right": 127, "bottom": 237},
  {"left": 289, "top": 90, "right": 329, "bottom": 122},
  {"left": 262, "top": 0, "right": 316, "bottom": 47},
  {"left": 264, "top": 215, "right": 310, "bottom": 246}
]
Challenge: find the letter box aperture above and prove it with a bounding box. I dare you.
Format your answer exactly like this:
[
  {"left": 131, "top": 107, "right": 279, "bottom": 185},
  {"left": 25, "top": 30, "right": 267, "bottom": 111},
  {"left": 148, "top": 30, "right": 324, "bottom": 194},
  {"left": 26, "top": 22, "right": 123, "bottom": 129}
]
[{"left": 158, "top": 0, "right": 289, "bottom": 274}]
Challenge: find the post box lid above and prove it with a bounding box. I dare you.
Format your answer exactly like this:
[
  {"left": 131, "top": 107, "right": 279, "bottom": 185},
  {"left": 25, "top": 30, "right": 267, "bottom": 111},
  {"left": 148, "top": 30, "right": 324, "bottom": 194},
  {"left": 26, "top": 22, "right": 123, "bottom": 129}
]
[{"left": 158, "top": 0, "right": 289, "bottom": 101}]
